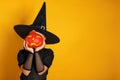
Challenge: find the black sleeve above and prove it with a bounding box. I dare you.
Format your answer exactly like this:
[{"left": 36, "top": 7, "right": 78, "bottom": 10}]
[
  {"left": 35, "top": 52, "right": 44, "bottom": 72},
  {"left": 23, "top": 53, "right": 33, "bottom": 70},
  {"left": 42, "top": 49, "right": 54, "bottom": 68},
  {"left": 17, "top": 49, "right": 26, "bottom": 67}
]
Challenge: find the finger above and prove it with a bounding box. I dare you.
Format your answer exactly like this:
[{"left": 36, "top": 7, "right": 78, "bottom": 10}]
[
  {"left": 25, "top": 42, "right": 30, "bottom": 49},
  {"left": 35, "top": 41, "right": 46, "bottom": 52},
  {"left": 23, "top": 41, "right": 26, "bottom": 48},
  {"left": 23, "top": 41, "right": 28, "bottom": 50}
]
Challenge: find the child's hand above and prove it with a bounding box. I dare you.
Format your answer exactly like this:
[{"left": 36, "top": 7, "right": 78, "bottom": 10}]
[
  {"left": 23, "top": 41, "right": 34, "bottom": 54},
  {"left": 35, "top": 41, "right": 46, "bottom": 52}
]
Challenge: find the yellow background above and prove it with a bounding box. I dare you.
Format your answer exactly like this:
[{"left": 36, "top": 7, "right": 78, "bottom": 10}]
[{"left": 0, "top": 0, "right": 120, "bottom": 80}]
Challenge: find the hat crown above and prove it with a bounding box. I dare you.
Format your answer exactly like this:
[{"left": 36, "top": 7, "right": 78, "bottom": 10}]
[{"left": 32, "top": 2, "right": 46, "bottom": 30}]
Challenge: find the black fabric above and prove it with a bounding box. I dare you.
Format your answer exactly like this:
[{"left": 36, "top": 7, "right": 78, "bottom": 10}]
[
  {"left": 32, "top": 2, "right": 46, "bottom": 28},
  {"left": 23, "top": 53, "right": 33, "bottom": 70},
  {"left": 17, "top": 48, "right": 54, "bottom": 80},
  {"left": 35, "top": 52, "right": 44, "bottom": 72}
]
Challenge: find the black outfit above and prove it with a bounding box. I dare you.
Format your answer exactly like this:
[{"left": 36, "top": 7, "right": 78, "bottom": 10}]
[{"left": 17, "top": 48, "right": 54, "bottom": 80}]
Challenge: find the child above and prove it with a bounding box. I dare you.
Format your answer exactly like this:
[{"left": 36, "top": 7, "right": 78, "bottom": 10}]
[{"left": 14, "top": 2, "right": 60, "bottom": 80}]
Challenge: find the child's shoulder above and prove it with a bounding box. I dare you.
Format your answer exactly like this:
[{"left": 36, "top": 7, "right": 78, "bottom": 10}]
[{"left": 41, "top": 48, "right": 54, "bottom": 55}]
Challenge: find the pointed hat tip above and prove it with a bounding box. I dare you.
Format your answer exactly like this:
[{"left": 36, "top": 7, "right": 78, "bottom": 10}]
[
  {"left": 32, "top": 2, "right": 46, "bottom": 27},
  {"left": 43, "top": 1, "right": 46, "bottom": 5}
]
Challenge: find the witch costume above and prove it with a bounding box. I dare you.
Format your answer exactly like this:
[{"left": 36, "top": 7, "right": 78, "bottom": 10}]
[{"left": 14, "top": 2, "right": 60, "bottom": 80}]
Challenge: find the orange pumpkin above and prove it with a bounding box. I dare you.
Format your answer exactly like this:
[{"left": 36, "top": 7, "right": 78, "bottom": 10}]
[{"left": 25, "top": 31, "right": 44, "bottom": 48}]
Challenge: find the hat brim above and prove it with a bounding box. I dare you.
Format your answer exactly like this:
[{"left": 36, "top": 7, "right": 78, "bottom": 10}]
[{"left": 14, "top": 25, "right": 60, "bottom": 44}]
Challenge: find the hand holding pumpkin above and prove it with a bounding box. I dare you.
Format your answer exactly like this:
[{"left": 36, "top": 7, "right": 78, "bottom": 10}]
[{"left": 23, "top": 41, "right": 34, "bottom": 53}]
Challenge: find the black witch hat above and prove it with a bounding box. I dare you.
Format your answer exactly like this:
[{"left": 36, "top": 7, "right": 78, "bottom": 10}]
[{"left": 14, "top": 2, "right": 60, "bottom": 44}]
